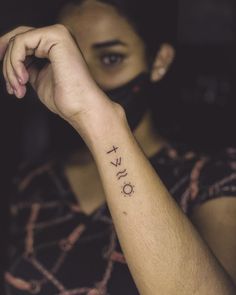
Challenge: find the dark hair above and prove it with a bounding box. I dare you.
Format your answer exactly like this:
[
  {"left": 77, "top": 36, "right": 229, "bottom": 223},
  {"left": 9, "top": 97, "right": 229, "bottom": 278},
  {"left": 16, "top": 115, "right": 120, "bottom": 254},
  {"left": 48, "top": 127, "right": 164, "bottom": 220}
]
[
  {"left": 56, "top": 0, "right": 178, "bottom": 59},
  {"left": 17, "top": 0, "right": 180, "bottom": 162}
]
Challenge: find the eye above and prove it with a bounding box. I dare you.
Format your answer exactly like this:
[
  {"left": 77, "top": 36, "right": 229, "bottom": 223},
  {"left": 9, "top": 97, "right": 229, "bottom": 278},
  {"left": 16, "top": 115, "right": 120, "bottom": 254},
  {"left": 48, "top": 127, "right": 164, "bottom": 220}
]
[{"left": 100, "top": 53, "right": 125, "bottom": 67}]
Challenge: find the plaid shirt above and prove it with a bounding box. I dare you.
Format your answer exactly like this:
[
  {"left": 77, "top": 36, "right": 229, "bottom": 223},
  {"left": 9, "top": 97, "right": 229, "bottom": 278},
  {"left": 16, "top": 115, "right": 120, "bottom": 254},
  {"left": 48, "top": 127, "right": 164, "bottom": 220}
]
[{"left": 5, "top": 144, "right": 236, "bottom": 295}]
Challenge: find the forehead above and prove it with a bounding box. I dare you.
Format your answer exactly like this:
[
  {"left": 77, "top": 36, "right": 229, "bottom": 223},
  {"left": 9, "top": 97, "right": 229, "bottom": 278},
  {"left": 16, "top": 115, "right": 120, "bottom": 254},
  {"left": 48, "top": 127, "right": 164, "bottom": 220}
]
[{"left": 59, "top": 0, "right": 139, "bottom": 44}]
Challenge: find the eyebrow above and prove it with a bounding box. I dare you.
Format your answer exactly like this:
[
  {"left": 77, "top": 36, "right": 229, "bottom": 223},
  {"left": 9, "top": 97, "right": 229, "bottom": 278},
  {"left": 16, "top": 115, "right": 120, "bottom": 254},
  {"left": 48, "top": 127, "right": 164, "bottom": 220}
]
[{"left": 92, "top": 39, "right": 127, "bottom": 49}]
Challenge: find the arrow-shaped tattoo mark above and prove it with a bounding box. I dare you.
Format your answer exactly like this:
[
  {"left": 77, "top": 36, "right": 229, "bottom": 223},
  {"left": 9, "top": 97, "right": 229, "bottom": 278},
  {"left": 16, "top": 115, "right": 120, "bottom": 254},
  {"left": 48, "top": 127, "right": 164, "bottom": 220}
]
[{"left": 111, "top": 157, "right": 122, "bottom": 167}]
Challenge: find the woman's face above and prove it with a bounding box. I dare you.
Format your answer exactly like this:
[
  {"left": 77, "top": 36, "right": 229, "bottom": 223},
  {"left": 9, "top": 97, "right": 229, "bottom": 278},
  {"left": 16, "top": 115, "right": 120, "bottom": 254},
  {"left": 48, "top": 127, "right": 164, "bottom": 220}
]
[{"left": 59, "top": 0, "right": 149, "bottom": 91}]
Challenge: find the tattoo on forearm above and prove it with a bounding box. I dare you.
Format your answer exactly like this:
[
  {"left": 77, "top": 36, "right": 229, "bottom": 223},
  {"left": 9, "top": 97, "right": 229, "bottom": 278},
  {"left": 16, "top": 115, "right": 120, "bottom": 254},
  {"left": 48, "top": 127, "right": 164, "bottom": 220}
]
[
  {"left": 116, "top": 169, "right": 128, "bottom": 180},
  {"left": 111, "top": 157, "right": 122, "bottom": 167},
  {"left": 107, "top": 146, "right": 119, "bottom": 154},
  {"left": 122, "top": 182, "right": 135, "bottom": 197},
  {"left": 106, "top": 146, "right": 135, "bottom": 197}
]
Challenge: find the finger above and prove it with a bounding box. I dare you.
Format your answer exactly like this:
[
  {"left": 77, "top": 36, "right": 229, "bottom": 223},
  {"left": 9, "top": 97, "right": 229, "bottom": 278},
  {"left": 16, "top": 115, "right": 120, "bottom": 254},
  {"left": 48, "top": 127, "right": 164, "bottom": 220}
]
[
  {"left": 6, "top": 81, "right": 14, "bottom": 95},
  {"left": 2, "top": 42, "right": 14, "bottom": 94},
  {"left": 1, "top": 27, "right": 34, "bottom": 96},
  {"left": 7, "top": 35, "right": 35, "bottom": 87},
  {"left": 5, "top": 39, "right": 26, "bottom": 98},
  {"left": 8, "top": 30, "right": 45, "bottom": 87},
  {"left": 0, "top": 26, "right": 34, "bottom": 61},
  {"left": 10, "top": 40, "right": 35, "bottom": 98},
  {"left": 11, "top": 41, "right": 36, "bottom": 87}
]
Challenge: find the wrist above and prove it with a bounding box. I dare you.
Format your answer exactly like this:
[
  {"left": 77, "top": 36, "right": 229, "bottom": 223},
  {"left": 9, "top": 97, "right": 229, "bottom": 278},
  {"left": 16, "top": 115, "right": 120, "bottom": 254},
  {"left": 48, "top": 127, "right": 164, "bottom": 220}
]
[{"left": 68, "top": 100, "right": 128, "bottom": 148}]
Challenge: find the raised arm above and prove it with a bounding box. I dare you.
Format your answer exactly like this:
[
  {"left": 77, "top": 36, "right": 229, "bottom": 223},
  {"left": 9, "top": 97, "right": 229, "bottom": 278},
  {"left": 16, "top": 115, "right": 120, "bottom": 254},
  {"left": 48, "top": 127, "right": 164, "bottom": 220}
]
[{"left": 1, "top": 25, "right": 235, "bottom": 295}]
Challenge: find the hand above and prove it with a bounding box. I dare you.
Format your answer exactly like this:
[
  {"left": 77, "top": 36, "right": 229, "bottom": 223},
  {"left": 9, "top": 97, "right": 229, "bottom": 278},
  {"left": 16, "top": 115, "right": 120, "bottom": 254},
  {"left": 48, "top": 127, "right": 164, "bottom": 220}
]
[{"left": 0, "top": 24, "right": 111, "bottom": 121}]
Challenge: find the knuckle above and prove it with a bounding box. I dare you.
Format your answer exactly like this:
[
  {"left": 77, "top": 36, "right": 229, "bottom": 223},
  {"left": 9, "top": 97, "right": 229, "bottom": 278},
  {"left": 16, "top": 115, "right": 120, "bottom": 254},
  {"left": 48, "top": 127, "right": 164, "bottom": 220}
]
[
  {"left": 12, "top": 34, "right": 19, "bottom": 42},
  {"left": 11, "top": 26, "right": 35, "bottom": 41},
  {"left": 9, "top": 33, "right": 23, "bottom": 45},
  {"left": 8, "top": 36, "right": 15, "bottom": 44},
  {"left": 54, "top": 23, "right": 68, "bottom": 32},
  {"left": 17, "top": 26, "right": 27, "bottom": 31},
  {"left": 53, "top": 23, "right": 70, "bottom": 37},
  {"left": 18, "top": 25, "right": 34, "bottom": 31}
]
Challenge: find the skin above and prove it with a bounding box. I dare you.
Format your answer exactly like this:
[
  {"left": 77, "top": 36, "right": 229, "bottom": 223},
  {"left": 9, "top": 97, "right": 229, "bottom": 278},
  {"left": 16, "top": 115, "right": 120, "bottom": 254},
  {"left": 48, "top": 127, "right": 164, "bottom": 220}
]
[
  {"left": 1, "top": 0, "right": 236, "bottom": 293},
  {"left": 58, "top": 0, "right": 175, "bottom": 90},
  {"left": 58, "top": 0, "right": 175, "bottom": 213}
]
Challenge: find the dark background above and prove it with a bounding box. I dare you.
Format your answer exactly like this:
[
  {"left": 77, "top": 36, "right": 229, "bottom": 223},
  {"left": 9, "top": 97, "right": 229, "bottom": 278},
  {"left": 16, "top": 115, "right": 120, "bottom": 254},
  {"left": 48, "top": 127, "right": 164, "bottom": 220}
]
[{"left": 0, "top": 0, "right": 236, "bottom": 291}]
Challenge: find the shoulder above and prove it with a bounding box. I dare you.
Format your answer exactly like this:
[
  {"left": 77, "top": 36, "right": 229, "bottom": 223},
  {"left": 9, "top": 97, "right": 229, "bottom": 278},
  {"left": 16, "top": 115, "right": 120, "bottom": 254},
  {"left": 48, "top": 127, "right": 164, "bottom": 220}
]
[
  {"left": 188, "top": 147, "right": 236, "bottom": 212},
  {"left": 189, "top": 147, "right": 236, "bottom": 219},
  {"left": 187, "top": 148, "right": 236, "bottom": 284},
  {"left": 151, "top": 143, "right": 236, "bottom": 214},
  {"left": 190, "top": 195, "right": 236, "bottom": 285}
]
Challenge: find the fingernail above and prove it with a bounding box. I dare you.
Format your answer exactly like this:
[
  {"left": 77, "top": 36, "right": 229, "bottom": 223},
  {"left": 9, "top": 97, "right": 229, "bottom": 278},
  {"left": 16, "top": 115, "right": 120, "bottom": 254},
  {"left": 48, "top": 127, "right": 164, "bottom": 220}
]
[
  {"left": 18, "top": 77, "right": 23, "bottom": 84},
  {"left": 158, "top": 68, "right": 166, "bottom": 76},
  {"left": 15, "top": 87, "right": 24, "bottom": 99}
]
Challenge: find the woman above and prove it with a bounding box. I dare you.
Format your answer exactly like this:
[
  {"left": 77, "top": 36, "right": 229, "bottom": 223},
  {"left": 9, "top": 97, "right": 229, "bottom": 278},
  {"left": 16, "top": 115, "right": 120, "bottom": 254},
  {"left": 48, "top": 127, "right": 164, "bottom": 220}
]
[{"left": 1, "top": 0, "right": 236, "bottom": 294}]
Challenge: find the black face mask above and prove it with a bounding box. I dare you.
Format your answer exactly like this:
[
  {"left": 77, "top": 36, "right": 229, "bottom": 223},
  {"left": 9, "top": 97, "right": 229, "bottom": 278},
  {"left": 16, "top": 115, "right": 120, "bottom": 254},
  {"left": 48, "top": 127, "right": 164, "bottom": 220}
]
[
  {"left": 105, "top": 72, "right": 151, "bottom": 130},
  {"left": 50, "top": 72, "right": 153, "bottom": 154}
]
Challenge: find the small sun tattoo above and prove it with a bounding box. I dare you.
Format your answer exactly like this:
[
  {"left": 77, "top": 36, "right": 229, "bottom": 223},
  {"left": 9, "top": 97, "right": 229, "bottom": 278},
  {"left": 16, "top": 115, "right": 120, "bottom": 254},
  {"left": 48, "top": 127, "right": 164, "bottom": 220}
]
[{"left": 121, "top": 182, "right": 135, "bottom": 197}]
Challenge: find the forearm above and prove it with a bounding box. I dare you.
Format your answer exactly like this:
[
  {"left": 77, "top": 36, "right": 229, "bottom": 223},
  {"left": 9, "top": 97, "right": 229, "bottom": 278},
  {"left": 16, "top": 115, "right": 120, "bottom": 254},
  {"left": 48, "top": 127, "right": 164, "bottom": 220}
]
[{"left": 70, "top": 104, "right": 236, "bottom": 295}]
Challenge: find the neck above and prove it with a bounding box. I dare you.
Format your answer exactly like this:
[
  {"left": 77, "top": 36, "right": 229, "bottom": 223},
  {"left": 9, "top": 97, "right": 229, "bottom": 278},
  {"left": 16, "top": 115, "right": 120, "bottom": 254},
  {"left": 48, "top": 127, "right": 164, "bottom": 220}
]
[{"left": 134, "top": 110, "right": 167, "bottom": 158}]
